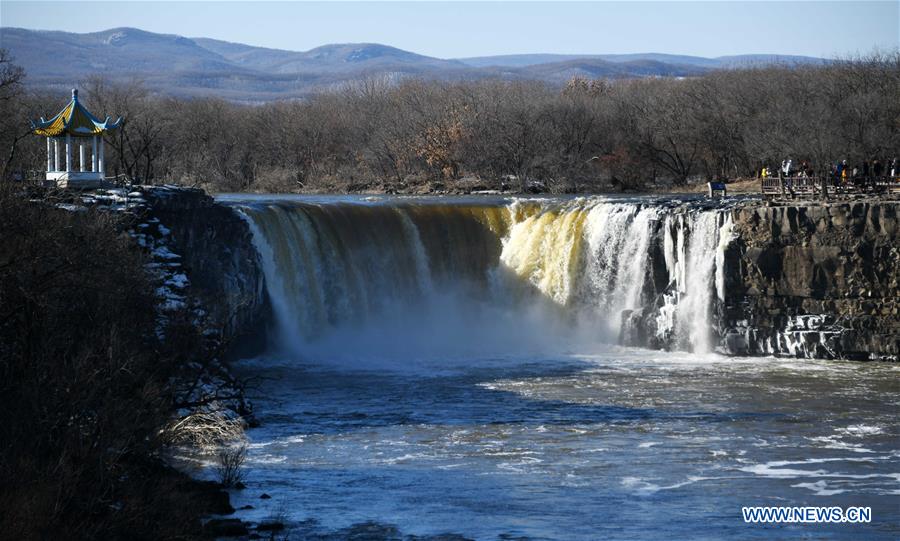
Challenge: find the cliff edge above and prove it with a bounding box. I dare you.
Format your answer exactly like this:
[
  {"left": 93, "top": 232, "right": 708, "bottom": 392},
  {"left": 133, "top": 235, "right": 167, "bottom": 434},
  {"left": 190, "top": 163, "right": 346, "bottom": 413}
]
[{"left": 142, "top": 187, "right": 269, "bottom": 356}]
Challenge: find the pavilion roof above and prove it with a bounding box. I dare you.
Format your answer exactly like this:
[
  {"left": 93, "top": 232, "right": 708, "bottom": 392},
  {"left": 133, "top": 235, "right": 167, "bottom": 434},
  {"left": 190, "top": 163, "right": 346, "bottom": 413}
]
[{"left": 31, "top": 89, "right": 122, "bottom": 137}]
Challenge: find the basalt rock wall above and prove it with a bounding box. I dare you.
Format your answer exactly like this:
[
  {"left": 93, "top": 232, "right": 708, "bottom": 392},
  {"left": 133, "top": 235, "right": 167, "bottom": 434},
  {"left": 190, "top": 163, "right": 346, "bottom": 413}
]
[
  {"left": 720, "top": 200, "right": 900, "bottom": 360},
  {"left": 143, "top": 188, "right": 269, "bottom": 356}
]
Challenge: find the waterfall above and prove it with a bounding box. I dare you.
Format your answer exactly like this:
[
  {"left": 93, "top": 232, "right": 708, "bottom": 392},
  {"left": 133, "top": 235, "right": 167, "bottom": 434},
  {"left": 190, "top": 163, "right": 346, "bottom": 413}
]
[
  {"left": 674, "top": 212, "right": 726, "bottom": 352},
  {"left": 233, "top": 197, "right": 735, "bottom": 357},
  {"left": 580, "top": 203, "right": 662, "bottom": 339}
]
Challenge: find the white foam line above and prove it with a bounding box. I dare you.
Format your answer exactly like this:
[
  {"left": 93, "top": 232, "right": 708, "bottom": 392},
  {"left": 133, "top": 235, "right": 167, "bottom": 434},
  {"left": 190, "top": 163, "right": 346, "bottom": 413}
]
[
  {"left": 759, "top": 456, "right": 892, "bottom": 467},
  {"left": 791, "top": 480, "right": 846, "bottom": 496},
  {"left": 621, "top": 475, "right": 731, "bottom": 494},
  {"left": 741, "top": 463, "right": 900, "bottom": 481}
]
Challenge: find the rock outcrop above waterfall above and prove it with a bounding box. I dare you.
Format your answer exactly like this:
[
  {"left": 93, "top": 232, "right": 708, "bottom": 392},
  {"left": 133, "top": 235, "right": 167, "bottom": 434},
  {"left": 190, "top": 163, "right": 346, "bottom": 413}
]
[
  {"left": 142, "top": 187, "right": 269, "bottom": 353},
  {"left": 719, "top": 199, "right": 899, "bottom": 360}
]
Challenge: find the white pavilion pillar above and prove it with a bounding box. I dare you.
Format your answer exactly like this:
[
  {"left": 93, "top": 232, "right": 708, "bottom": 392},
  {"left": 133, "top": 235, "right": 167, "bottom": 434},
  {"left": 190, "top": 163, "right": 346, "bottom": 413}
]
[
  {"left": 47, "top": 138, "right": 52, "bottom": 172},
  {"left": 54, "top": 138, "right": 61, "bottom": 171},
  {"left": 92, "top": 136, "right": 98, "bottom": 172},
  {"left": 65, "top": 133, "right": 72, "bottom": 173},
  {"left": 79, "top": 141, "right": 86, "bottom": 172},
  {"left": 98, "top": 137, "right": 105, "bottom": 175}
]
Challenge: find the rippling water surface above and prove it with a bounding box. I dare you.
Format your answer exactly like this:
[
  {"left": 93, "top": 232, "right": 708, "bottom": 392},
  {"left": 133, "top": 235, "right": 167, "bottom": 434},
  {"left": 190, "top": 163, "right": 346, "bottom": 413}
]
[{"left": 226, "top": 349, "right": 900, "bottom": 540}]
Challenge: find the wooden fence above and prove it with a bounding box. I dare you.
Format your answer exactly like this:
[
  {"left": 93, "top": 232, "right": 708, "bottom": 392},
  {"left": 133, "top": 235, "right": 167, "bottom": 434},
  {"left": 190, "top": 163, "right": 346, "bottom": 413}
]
[{"left": 761, "top": 176, "right": 900, "bottom": 199}]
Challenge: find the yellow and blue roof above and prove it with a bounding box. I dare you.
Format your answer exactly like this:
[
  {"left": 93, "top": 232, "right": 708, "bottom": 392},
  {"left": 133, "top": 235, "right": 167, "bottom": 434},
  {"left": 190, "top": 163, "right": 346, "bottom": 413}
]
[{"left": 31, "top": 89, "right": 122, "bottom": 137}]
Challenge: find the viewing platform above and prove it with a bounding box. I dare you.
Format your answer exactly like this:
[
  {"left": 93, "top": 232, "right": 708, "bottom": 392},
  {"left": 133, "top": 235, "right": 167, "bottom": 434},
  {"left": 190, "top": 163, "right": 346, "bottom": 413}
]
[{"left": 760, "top": 176, "right": 900, "bottom": 200}]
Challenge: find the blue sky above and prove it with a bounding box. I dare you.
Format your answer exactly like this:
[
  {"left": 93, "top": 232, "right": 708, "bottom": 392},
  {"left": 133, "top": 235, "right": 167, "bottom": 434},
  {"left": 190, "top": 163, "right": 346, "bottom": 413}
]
[{"left": 2, "top": 1, "right": 898, "bottom": 58}]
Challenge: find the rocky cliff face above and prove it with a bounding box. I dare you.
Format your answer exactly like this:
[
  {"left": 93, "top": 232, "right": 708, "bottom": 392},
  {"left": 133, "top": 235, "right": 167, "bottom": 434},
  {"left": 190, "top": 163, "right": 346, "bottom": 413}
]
[
  {"left": 719, "top": 200, "right": 899, "bottom": 360},
  {"left": 143, "top": 187, "right": 269, "bottom": 355}
]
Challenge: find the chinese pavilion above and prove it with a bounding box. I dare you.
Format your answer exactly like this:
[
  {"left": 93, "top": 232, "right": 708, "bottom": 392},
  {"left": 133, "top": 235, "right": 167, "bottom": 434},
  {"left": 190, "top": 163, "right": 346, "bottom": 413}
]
[{"left": 30, "top": 89, "right": 122, "bottom": 188}]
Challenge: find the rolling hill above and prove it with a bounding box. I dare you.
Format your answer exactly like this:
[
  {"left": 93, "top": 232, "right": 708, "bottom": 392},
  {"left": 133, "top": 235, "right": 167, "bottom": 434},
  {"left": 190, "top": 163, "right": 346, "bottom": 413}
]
[
  {"left": 459, "top": 52, "right": 826, "bottom": 69},
  {"left": 0, "top": 27, "right": 825, "bottom": 101}
]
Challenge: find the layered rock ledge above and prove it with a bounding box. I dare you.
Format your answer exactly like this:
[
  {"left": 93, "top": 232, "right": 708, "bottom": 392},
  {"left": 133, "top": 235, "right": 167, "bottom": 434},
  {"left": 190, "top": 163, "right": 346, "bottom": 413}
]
[{"left": 720, "top": 199, "right": 899, "bottom": 360}]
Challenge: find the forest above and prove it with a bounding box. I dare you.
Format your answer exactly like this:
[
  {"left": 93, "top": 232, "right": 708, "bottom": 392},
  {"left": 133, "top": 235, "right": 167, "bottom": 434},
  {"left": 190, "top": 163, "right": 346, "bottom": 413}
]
[{"left": 2, "top": 51, "right": 899, "bottom": 194}]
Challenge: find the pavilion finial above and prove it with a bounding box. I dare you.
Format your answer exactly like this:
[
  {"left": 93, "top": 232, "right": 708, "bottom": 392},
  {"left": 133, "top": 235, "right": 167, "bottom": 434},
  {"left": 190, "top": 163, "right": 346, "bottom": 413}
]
[{"left": 72, "top": 88, "right": 78, "bottom": 100}]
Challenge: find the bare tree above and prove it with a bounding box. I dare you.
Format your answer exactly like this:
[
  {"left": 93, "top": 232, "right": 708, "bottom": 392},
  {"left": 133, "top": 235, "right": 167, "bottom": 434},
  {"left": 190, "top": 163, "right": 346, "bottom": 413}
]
[{"left": 0, "top": 50, "right": 28, "bottom": 181}]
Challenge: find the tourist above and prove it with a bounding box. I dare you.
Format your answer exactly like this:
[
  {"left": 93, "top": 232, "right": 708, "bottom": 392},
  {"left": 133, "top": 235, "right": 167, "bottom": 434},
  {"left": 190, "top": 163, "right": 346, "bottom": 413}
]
[
  {"left": 873, "top": 159, "right": 883, "bottom": 178},
  {"left": 781, "top": 159, "right": 793, "bottom": 178},
  {"left": 800, "top": 161, "right": 811, "bottom": 178}
]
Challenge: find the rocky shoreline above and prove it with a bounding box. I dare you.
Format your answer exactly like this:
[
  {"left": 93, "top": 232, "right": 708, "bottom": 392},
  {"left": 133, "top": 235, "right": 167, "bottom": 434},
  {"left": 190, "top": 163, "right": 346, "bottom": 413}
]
[{"left": 34, "top": 185, "right": 273, "bottom": 537}]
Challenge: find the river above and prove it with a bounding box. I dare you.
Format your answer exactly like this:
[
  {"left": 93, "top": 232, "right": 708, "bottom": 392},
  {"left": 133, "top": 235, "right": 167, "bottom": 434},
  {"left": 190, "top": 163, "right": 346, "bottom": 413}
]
[{"left": 213, "top": 195, "right": 899, "bottom": 540}]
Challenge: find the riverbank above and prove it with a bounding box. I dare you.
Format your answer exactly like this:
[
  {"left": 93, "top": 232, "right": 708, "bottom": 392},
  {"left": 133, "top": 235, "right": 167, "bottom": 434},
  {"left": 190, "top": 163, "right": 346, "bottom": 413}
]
[
  {"left": 658, "top": 177, "right": 761, "bottom": 195},
  {"left": 206, "top": 177, "right": 764, "bottom": 197},
  {"left": 0, "top": 186, "right": 253, "bottom": 540}
]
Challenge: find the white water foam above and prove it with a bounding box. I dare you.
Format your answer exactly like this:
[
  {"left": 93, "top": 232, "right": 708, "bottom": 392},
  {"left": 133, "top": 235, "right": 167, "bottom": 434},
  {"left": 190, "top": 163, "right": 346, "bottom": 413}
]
[
  {"left": 792, "top": 480, "right": 846, "bottom": 496},
  {"left": 237, "top": 197, "right": 737, "bottom": 359}
]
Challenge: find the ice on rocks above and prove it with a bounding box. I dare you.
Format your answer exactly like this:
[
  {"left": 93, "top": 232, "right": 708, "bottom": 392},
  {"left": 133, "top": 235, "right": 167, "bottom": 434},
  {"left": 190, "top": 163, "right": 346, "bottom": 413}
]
[
  {"left": 55, "top": 203, "right": 88, "bottom": 212},
  {"left": 153, "top": 246, "right": 181, "bottom": 260},
  {"left": 167, "top": 273, "right": 190, "bottom": 289}
]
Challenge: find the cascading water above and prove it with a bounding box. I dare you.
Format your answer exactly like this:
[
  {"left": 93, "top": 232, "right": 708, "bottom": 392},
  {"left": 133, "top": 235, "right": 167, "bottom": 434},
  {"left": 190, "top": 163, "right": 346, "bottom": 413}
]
[
  {"left": 233, "top": 196, "right": 737, "bottom": 357},
  {"left": 579, "top": 203, "right": 663, "bottom": 339},
  {"left": 657, "top": 211, "right": 736, "bottom": 352}
]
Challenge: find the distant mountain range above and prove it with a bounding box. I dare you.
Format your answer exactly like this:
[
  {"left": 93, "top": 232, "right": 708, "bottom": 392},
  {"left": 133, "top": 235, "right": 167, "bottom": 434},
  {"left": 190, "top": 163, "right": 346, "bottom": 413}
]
[
  {"left": 0, "top": 27, "right": 827, "bottom": 101},
  {"left": 458, "top": 52, "right": 826, "bottom": 69}
]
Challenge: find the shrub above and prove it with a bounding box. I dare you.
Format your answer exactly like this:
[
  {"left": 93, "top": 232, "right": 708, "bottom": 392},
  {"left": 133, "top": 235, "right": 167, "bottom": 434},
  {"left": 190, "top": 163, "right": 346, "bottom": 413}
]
[{"left": 216, "top": 444, "right": 248, "bottom": 488}]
